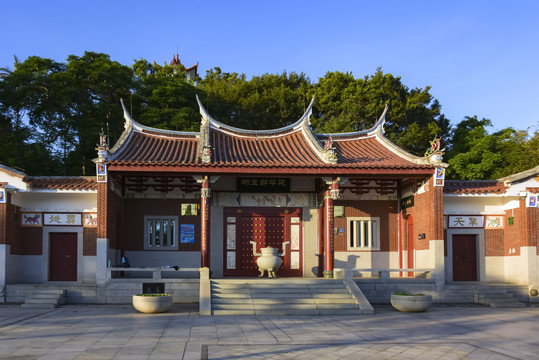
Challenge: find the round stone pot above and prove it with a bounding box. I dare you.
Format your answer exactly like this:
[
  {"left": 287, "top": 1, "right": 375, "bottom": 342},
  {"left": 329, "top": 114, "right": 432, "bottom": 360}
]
[
  {"left": 390, "top": 294, "right": 432, "bottom": 312},
  {"left": 132, "top": 295, "right": 173, "bottom": 314}
]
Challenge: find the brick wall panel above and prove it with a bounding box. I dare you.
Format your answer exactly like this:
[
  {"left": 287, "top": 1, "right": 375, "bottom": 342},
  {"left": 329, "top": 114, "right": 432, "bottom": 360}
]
[
  {"left": 485, "top": 229, "right": 505, "bottom": 256},
  {"left": 83, "top": 227, "right": 97, "bottom": 256},
  {"left": 12, "top": 227, "right": 43, "bottom": 255}
]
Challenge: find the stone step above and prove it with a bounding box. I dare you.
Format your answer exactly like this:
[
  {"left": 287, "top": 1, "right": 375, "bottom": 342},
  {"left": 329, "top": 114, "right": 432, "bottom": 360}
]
[
  {"left": 24, "top": 298, "right": 62, "bottom": 304},
  {"left": 210, "top": 279, "right": 365, "bottom": 316},
  {"left": 33, "top": 294, "right": 66, "bottom": 299},
  {"left": 213, "top": 309, "right": 256, "bottom": 316},
  {"left": 490, "top": 302, "right": 526, "bottom": 308},
  {"left": 316, "top": 303, "right": 360, "bottom": 310},
  {"left": 319, "top": 309, "right": 364, "bottom": 315},
  {"left": 475, "top": 289, "right": 510, "bottom": 294},
  {"left": 212, "top": 279, "right": 343, "bottom": 285},
  {"left": 21, "top": 303, "right": 57, "bottom": 309},
  {"left": 481, "top": 297, "right": 520, "bottom": 304},
  {"left": 477, "top": 293, "right": 513, "bottom": 299}
]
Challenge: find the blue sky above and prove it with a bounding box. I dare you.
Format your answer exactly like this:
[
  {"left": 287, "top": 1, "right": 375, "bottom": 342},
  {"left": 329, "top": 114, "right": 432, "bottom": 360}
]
[{"left": 2, "top": 0, "right": 538, "bottom": 133}]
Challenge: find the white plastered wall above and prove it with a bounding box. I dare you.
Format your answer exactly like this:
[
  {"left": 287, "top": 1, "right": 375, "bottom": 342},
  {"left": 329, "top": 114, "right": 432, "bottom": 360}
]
[
  {"left": 12, "top": 192, "right": 97, "bottom": 212},
  {"left": 334, "top": 251, "right": 398, "bottom": 273},
  {"left": 302, "top": 207, "right": 318, "bottom": 277}
]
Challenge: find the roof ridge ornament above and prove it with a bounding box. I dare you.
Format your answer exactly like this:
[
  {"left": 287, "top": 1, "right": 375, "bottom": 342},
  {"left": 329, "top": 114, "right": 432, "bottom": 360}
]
[
  {"left": 424, "top": 136, "right": 445, "bottom": 163},
  {"left": 196, "top": 95, "right": 212, "bottom": 163},
  {"left": 322, "top": 135, "right": 338, "bottom": 164},
  {"left": 95, "top": 128, "right": 109, "bottom": 162}
]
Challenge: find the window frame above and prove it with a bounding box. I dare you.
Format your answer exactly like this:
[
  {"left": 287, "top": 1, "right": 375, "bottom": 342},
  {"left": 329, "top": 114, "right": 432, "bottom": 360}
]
[
  {"left": 347, "top": 217, "right": 380, "bottom": 251},
  {"left": 144, "top": 216, "right": 179, "bottom": 250}
]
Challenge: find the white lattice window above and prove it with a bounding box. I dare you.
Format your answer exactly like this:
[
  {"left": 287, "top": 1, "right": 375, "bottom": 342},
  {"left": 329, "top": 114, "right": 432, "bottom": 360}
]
[
  {"left": 144, "top": 216, "right": 179, "bottom": 250},
  {"left": 347, "top": 217, "right": 380, "bottom": 251}
]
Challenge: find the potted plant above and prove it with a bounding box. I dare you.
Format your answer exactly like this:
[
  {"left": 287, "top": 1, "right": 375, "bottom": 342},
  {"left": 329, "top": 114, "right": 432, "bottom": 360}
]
[
  {"left": 390, "top": 291, "right": 432, "bottom": 312},
  {"left": 132, "top": 293, "right": 173, "bottom": 313}
]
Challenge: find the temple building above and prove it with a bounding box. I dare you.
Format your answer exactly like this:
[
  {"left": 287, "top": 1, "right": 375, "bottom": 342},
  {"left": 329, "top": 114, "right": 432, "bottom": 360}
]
[{"left": 0, "top": 97, "right": 537, "bottom": 309}]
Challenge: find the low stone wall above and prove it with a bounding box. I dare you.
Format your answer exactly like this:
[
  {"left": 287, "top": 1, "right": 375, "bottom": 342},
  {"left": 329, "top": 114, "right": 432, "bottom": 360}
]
[
  {"left": 356, "top": 279, "right": 437, "bottom": 304},
  {"left": 105, "top": 279, "right": 199, "bottom": 304}
]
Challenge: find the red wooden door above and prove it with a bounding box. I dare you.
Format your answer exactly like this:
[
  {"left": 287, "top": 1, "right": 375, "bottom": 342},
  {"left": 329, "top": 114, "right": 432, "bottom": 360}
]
[
  {"left": 452, "top": 234, "right": 477, "bottom": 281},
  {"left": 224, "top": 208, "right": 302, "bottom": 277},
  {"left": 407, "top": 216, "right": 414, "bottom": 277},
  {"left": 49, "top": 233, "right": 77, "bottom": 281}
]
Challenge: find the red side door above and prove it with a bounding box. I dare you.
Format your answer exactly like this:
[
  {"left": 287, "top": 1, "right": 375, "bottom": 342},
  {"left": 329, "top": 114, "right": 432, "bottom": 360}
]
[
  {"left": 452, "top": 234, "right": 477, "bottom": 281},
  {"left": 49, "top": 233, "right": 77, "bottom": 281}
]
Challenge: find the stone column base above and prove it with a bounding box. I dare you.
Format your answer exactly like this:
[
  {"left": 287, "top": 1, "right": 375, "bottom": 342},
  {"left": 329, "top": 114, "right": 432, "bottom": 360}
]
[{"left": 323, "top": 270, "right": 334, "bottom": 279}]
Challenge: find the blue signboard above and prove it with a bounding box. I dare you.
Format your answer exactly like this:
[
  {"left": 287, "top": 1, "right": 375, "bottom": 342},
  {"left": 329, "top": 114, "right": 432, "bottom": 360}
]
[{"left": 180, "top": 224, "right": 195, "bottom": 243}]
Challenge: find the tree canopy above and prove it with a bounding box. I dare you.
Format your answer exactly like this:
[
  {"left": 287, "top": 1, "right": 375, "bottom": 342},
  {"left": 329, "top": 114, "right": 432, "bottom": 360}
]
[{"left": 0, "top": 52, "right": 537, "bottom": 179}]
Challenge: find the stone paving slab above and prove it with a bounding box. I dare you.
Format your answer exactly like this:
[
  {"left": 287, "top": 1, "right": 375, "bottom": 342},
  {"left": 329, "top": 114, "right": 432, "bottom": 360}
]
[{"left": 0, "top": 304, "right": 537, "bottom": 359}]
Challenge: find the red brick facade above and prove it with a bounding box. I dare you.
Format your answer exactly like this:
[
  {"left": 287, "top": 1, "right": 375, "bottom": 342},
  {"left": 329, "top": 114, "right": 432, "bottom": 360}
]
[
  {"left": 97, "top": 181, "right": 123, "bottom": 250},
  {"left": 333, "top": 200, "right": 398, "bottom": 252},
  {"left": 0, "top": 200, "right": 7, "bottom": 245},
  {"left": 402, "top": 176, "right": 442, "bottom": 251},
  {"left": 11, "top": 227, "right": 43, "bottom": 255},
  {"left": 83, "top": 227, "right": 97, "bottom": 256},
  {"left": 485, "top": 229, "right": 505, "bottom": 256}
]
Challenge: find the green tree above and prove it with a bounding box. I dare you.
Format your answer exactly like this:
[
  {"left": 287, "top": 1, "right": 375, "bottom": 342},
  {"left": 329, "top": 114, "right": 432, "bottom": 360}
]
[
  {"left": 445, "top": 116, "right": 538, "bottom": 180},
  {"left": 311, "top": 69, "right": 450, "bottom": 156},
  {"left": 131, "top": 59, "right": 200, "bottom": 132},
  {"left": 199, "top": 68, "right": 312, "bottom": 130}
]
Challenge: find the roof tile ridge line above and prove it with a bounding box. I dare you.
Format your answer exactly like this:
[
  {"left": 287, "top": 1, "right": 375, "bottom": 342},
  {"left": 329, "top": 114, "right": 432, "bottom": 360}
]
[
  {"left": 118, "top": 99, "right": 199, "bottom": 138},
  {"left": 300, "top": 115, "right": 333, "bottom": 164},
  {"left": 364, "top": 106, "right": 448, "bottom": 167},
  {"left": 0, "top": 164, "right": 27, "bottom": 178},
  {"left": 374, "top": 131, "right": 447, "bottom": 167},
  {"left": 197, "top": 95, "right": 316, "bottom": 135},
  {"left": 197, "top": 94, "right": 211, "bottom": 163},
  {"left": 317, "top": 104, "right": 390, "bottom": 139},
  {"left": 108, "top": 99, "right": 136, "bottom": 158},
  {"left": 498, "top": 164, "right": 539, "bottom": 183}
]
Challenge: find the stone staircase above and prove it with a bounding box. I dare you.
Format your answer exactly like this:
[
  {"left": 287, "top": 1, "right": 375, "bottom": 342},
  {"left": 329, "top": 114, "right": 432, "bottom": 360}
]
[
  {"left": 21, "top": 289, "right": 66, "bottom": 309},
  {"left": 474, "top": 288, "right": 525, "bottom": 308},
  {"left": 211, "top": 279, "right": 369, "bottom": 315},
  {"left": 444, "top": 283, "right": 527, "bottom": 307}
]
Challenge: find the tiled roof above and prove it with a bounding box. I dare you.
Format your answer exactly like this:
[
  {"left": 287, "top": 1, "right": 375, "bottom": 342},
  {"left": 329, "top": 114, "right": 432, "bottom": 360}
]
[
  {"left": 108, "top": 131, "right": 199, "bottom": 166},
  {"left": 105, "top": 97, "right": 443, "bottom": 173},
  {"left": 444, "top": 180, "right": 507, "bottom": 194},
  {"left": 26, "top": 177, "right": 97, "bottom": 191},
  {"left": 332, "top": 135, "right": 430, "bottom": 169}
]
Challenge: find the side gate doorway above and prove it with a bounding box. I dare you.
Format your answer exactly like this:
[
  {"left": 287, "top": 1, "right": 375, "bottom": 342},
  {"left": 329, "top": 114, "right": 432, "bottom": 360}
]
[
  {"left": 49, "top": 232, "right": 77, "bottom": 281},
  {"left": 223, "top": 207, "right": 302, "bottom": 277},
  {"left": 452, "top": 234, "right": 478, "bottom": 281}
]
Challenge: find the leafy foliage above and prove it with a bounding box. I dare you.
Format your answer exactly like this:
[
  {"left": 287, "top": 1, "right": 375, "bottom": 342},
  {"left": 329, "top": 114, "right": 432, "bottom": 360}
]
[
  {"left": 311, "top": 69, "right": 450, "bottom": 156},
  {"left": 0, "top": 53, "right": 537, "bottom": 180},
  {"left": 445, "top": 116, "right": 539, "bottom": 179}
]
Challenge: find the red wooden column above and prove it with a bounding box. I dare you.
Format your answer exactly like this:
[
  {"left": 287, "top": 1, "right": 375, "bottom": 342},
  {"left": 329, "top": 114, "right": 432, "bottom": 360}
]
[
  {"left": 200, "top": 176, "right": 211, "bottom": 269},
  {"left": 317, "top": 206, "right": 324, "bottom": 277},
  {"left": 323, "top": 178, "right": 340, "bottom": 278}
]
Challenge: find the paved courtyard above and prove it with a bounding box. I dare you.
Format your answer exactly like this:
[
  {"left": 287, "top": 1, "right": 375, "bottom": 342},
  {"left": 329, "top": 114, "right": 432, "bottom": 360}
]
[{"left": 0, "top": 304, "right": 537, "bottom": 359}]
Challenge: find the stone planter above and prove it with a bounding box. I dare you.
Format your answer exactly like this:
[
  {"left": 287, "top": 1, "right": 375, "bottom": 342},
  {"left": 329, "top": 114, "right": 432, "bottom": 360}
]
[
  {"left": 391, "top": 293, "right": 432, "bottom": 312},
  {"left": 132, "top": 294, "right": 173, "bottom": 314}
]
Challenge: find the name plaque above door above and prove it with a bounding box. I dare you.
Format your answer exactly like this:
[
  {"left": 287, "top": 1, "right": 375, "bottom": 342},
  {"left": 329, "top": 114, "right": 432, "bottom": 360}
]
[{"left": 237, "top": 178, "right": 290, "bottom": 193}]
